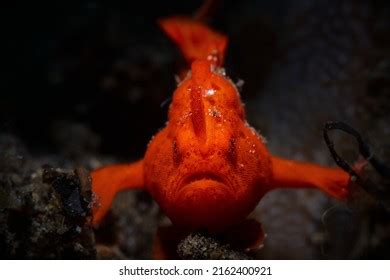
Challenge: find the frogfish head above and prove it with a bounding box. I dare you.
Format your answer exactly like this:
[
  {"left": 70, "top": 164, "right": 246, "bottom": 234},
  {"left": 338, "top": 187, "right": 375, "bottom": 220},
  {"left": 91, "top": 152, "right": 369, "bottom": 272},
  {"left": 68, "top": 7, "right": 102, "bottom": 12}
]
[{"left": 144, "top": 60, "right": 273, "bottom": 233}]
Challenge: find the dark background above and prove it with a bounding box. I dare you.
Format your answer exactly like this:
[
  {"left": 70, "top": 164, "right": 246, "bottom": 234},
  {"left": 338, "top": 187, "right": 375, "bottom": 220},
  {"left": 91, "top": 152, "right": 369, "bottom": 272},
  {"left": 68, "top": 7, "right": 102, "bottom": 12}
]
[{"left": 1, "top": 0, "right": 289, "bottom": 158}]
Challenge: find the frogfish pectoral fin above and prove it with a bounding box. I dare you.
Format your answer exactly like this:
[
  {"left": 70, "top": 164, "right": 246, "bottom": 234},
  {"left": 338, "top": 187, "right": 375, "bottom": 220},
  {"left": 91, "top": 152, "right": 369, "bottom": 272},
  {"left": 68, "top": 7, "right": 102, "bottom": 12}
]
[
  {"left": 270, "top": 156, "right": 350, "bottom": 199},
  {"left": 91, "top": 159, "right": 144, "bottom": 225}
]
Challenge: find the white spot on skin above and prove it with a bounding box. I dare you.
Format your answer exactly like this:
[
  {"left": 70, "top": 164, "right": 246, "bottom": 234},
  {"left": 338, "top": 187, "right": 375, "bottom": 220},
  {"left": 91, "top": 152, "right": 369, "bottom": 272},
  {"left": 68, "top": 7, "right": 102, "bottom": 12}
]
[
  {"left": 174, "top": 75, "right": 181, "bottom": 85},
  {"left": 215, "top": 67, "right": 226, "bottom": 76},
  {"left": 259, "top": 135, "right": 267, "bottom": 144},
  {"left": 207, "top": 51, "right": 219, "bottom": 67},
  {"left": 178, "top": 111, "right": 192, "bottom": 125},
  {"left": 205, "top": 88, "right": 216, "bottom": 96},
  {"left": 147, "top": 135, "right": 155, "bottom": 147},
  {"left": 236, "top": 79, "right": 245, "bottom": 91},
  {"left": 245, "top": 122, "right": 267, "bottom": 144},
  {"left": 207, "top": 108, "right": 221, "bottom": 118}
]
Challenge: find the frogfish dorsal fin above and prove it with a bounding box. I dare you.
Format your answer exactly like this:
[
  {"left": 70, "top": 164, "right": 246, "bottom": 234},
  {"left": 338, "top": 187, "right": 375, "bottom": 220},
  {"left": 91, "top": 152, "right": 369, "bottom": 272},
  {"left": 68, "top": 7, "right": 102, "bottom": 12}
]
[{"left": 158, "top": 16, "right": 227, "bottom": 67}]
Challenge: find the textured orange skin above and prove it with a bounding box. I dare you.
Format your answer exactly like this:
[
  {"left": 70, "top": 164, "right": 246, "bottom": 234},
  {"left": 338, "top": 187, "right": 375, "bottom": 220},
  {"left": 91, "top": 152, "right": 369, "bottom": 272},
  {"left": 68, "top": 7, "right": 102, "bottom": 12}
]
[
  {"left": 144, "top": 60, "right": 272, "bottom": 232},
  {"left": 91, "top": 17, "right": 350, "bottom": 233}
]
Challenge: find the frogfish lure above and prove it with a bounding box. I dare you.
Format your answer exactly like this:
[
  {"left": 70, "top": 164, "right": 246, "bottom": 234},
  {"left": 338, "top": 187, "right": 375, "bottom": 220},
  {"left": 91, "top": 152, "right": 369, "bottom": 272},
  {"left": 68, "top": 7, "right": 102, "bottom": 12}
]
[{"left": 91, "top": 16, "right": 351, "bottom": 256}]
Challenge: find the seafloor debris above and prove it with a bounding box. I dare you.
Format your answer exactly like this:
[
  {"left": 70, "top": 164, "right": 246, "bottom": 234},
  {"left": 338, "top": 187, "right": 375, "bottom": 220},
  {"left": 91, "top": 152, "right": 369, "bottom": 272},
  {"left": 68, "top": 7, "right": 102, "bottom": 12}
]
[
  {"left": 0, "top": 131, "right": 161, "bottom": 259},
  {"left": 0, "top": 134, "right": 95, "bottom": 259},
  {"left": 177, "top": 232, "right": 250, "bottom": 260}
]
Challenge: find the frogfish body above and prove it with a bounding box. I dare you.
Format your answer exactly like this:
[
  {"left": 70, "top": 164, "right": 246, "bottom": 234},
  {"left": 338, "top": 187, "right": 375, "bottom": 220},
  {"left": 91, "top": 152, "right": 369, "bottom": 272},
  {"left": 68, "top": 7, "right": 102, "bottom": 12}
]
[{"left": 91, "top": 16, "right": 351, "bottom": 252}]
